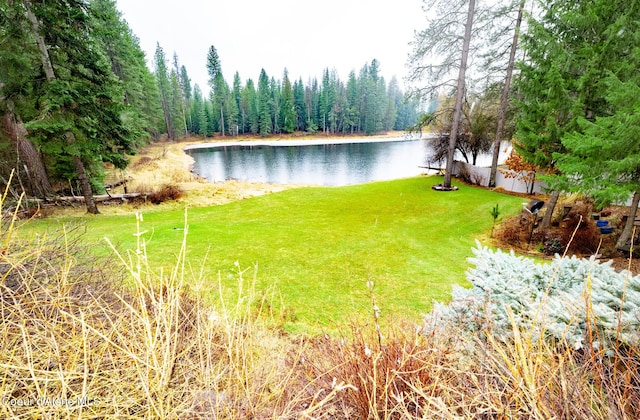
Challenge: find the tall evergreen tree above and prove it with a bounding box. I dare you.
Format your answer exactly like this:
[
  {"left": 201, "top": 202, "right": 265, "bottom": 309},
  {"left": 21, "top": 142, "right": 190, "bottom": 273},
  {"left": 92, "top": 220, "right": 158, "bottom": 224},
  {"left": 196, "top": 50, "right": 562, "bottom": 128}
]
[
  {"left": 516, "top": 0, "right": 603, "bottom": 228},
  {"left": 154, "top": 43, "right": 174, "bottom": 139},
  {"left": 18, "top": 0, "right": 135, "bottom": 213},
  {"left": 169, "top": 69, "right": 187, "bottom": 138},
  {"left": 305, "top": 78, "right": 319, "bottom": 133},
  {"left": 204, "top": 100, "right": 215, "bottom": 137},
  {"left": 346, "top": 70, "right": 360, "bottom": 133},
  {"left": 517, "top": 0, "right": 640, "bottom": 248},
  {"left": 384, "top": 77, "right": 399, "bottom": 132},
  {"left": 179, "top": 65, "right": 192, "bottom": 101},
  {"left": 359, "top": 60, "right": 386, "bottom": 135},
  {"left": 90, "top": 0, "right": 162, "bottom": 142},
  {"left": 206, "top": 44, "right": 228, "bottom": 135},
  {"left": 257, "top": 69, "right": 272, "bottom": 136},
  {"left": 559, "top": 77, "right": 640, "bottom": 249},
  {"left": 241, "top": 79, "right": 259, "bottom": 134},
  {"left": 280, "top": 69, "right": 296, "bottom": 133},
  {"left": 318, "top": 69, "right": 330, "bottom": 133},
  {"left": 180, "top": 64, "right": 195, "bottom": 132},
  {"left": 190, "top": 84, "right": 205, "bottom": 136},
  {"left": 332, "top": 80, "right": 348, "bottom": 133},
  {"left": 232, "top": 72, "right": 243, "bottom": 133},
  {"left": 206, "top": 45, "right": 221, "bottom": 81},
  {"left": 226, "top": 90, "right": 239, "bottom": 136},
  {"left": 293, "top": 78, "right": 307, "bottom": 131},
  {"left": 270, "top": 76, "right": 281, "bottom": 134},
  {"left": 0, "top": 0, "right": 53, "bottom": 198},
  {"left": 171, "top": 54, "right": 188, "bottom": 137}
]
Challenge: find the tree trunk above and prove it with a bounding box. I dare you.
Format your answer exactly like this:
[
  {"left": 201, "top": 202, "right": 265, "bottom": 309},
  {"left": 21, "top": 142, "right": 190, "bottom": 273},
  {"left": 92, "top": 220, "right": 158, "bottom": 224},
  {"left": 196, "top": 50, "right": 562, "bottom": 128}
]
[
  {"left": 489, "top": 0, "right": 525, "bottom": 188},
  {"left": 24, "top": 0, "right": 98, "bottom": 214},
  {"left": 616, "top": 191, "right": 640, "bottom": 250},
  {"left": 24, "top": 1, "right": 55, "bottom": 81},
  {"left": 161, "top": 94, "right": 173, "bottom": 139},
  {"left": 528, "top": 173, "right": 536, "bottom": 194},
  {"left": 73, "top": 154, "right": 99, "bottom": 214},
  {"left": 1, "top": 108, "right": 53, "bottom": 198},
  {"left": 220, "top": 107, "right": 225, "bottom": 137},
  {"left": 541, "top": 190, "right": 560, "bottom": 229},
  {"left": 444, "top": 0, "right": 475, "bottom": 189}
]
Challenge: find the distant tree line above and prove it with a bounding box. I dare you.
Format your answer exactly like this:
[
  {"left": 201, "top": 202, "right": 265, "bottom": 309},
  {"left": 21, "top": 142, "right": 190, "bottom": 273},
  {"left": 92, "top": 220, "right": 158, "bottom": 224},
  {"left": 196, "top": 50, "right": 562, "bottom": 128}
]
[
  {"left": 155, "top": 45, "right": 419, "bottom": 140},
  {"left": 0, "top": 0, "right": 419, "bottom": 213}
]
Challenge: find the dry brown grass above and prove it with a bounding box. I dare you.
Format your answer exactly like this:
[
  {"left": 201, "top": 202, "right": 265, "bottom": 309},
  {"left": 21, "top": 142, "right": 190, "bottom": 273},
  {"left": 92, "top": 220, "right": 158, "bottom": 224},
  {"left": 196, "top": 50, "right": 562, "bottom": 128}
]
[
  {"left": 50, "top": 139, "right": 299, "bottom": 217},
  {"left": 289, "top": 308, "right": 640, "bottom": 418}
]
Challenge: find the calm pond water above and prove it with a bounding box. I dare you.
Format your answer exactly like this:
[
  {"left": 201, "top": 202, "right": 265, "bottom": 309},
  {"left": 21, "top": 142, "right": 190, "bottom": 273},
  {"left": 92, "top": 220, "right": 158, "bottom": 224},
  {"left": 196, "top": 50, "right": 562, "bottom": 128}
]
[{"left": 186, "top": 138, "right": 434, "bottom": 186}]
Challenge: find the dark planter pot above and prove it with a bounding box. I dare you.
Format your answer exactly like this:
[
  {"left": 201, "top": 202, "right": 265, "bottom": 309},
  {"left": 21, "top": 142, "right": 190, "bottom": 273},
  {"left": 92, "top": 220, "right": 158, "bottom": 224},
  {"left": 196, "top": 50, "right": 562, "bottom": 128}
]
[{"left": 600, "top": 226, "right": 614, "bottom": 234}]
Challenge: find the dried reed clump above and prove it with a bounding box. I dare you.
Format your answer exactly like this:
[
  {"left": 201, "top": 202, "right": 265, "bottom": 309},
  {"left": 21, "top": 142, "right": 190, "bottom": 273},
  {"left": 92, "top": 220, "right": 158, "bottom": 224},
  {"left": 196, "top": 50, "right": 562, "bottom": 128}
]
[
  {"left": 147, "top": 184, "right": 184, "bottom": 204},
  {"left": 560, "top": 201, "right": 599, "bottom": 254},
  {"left": 495, "top": 223, "right": 526, "bottom": 247},
  {"left": 291, "top": 311, "right": 640, "bottom": 419},
  {"left": 291, "top": 320, "right": 592, "bottom": 418}
]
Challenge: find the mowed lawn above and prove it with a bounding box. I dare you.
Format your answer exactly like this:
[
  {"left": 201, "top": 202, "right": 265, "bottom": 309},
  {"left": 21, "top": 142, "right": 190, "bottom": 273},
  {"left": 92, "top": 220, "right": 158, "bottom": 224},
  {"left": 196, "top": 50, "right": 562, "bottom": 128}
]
[{"left": 27, "top": 177, "right": 523, "bottom": 333}]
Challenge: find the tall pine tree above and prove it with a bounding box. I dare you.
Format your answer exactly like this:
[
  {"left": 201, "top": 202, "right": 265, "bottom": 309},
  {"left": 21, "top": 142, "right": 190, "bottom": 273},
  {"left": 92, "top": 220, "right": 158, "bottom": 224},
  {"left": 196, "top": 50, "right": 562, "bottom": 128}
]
[
  {"left": 257, "top": 69, "right": 272, "bottom": 136},
  {"left": 280, "top": 69, "right": 296, "bottom": 133},
  {"left": 19, "top": 0, "right": 134, "bottom": 212},
  {"left": 154, "top": 43, "right": 174, "bottom": 139}
]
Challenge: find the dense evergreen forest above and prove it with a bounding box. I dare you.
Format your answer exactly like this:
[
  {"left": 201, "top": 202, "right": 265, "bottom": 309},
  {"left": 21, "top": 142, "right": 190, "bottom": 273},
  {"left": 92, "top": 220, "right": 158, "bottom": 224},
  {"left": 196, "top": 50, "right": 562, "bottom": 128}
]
[
  {"left": 171, "top": 43, "right": 419, "bottom": 140},
  {"left": 0, "top": 0, "right": 419, "bottom": 211}
]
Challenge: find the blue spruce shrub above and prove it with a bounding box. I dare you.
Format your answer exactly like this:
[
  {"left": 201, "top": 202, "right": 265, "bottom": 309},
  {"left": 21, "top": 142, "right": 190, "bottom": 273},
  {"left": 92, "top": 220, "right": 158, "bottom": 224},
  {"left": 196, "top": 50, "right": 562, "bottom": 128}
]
[{"left": 425, "top": 241, "right": 640, "bottom": 351}]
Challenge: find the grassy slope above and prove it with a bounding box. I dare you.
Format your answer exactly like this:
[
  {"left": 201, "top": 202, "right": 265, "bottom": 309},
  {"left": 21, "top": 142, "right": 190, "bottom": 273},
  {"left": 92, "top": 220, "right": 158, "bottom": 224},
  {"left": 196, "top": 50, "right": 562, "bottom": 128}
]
[{"left": 29, "top": 176, "right": 523, "bottom": 333}]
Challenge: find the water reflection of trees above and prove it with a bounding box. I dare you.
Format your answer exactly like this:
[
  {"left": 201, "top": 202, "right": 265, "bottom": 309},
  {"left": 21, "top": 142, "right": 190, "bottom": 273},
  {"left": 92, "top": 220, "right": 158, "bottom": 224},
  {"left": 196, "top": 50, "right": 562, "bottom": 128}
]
[{"left": 189, "top": 140, "right": 429, "bottom": 185}]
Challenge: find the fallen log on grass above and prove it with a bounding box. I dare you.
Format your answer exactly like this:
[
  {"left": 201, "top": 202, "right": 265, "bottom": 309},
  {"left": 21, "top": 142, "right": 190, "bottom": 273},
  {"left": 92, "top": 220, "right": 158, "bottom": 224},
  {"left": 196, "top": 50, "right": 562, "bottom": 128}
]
[
  {"left": 28, "top": 192, "right": 148, "bottom": 207},
  {"left": 54, "top": 193, "right": 145, "bottom": 203}
]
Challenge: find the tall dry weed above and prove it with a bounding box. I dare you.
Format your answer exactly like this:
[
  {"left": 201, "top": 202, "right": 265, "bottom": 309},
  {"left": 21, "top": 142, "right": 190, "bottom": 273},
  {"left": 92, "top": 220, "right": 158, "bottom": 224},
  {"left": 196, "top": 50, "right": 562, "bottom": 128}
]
[{"left": 0, "top": 200, "right": 327, "bottom": 418}]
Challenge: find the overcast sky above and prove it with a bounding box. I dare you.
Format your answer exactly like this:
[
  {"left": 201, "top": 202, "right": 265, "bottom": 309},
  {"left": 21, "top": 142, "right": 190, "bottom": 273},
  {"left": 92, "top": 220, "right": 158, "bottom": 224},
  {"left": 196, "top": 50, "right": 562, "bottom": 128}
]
[{"left": 115, "top": 0, "right": 427, "bottom": 93}]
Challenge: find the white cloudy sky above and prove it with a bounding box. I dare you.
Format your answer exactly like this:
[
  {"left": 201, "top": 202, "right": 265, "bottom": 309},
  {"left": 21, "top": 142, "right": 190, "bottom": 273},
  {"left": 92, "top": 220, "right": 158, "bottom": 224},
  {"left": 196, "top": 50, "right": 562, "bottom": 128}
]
[{"left": 115, "top": 0, "right": 427, "bottom": 93}]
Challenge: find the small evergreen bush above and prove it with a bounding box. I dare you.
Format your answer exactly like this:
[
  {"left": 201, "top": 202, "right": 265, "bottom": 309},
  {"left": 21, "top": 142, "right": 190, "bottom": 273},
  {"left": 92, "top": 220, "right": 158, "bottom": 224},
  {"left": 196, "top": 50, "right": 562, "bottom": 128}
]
[
  {"left": 425, "top": 242, "right": 640, "bottom": 351},
  {"left": 542, "top": 237, "right": 564, "bottom": 255}
]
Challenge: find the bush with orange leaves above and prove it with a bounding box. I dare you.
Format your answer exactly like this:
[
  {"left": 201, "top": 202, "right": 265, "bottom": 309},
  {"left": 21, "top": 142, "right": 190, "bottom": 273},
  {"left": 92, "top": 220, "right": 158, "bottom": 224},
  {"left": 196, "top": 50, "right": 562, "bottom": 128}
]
[{"left": 499, "top": 149, "right": 539, "bottom": 194}]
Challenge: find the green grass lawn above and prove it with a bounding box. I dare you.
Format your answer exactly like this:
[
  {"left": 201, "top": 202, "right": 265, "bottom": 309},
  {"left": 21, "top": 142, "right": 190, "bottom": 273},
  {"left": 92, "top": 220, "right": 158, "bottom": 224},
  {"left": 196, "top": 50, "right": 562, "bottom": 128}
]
[{"left": 26, "top": 176, "right": 524, "bottom": 333}]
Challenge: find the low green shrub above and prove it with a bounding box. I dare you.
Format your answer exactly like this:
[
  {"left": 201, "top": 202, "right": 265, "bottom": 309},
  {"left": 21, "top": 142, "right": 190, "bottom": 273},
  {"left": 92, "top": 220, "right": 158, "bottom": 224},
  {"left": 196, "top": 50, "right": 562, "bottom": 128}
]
[{"left": 543, "top": 236, "right": 564, "bottom": 255}]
